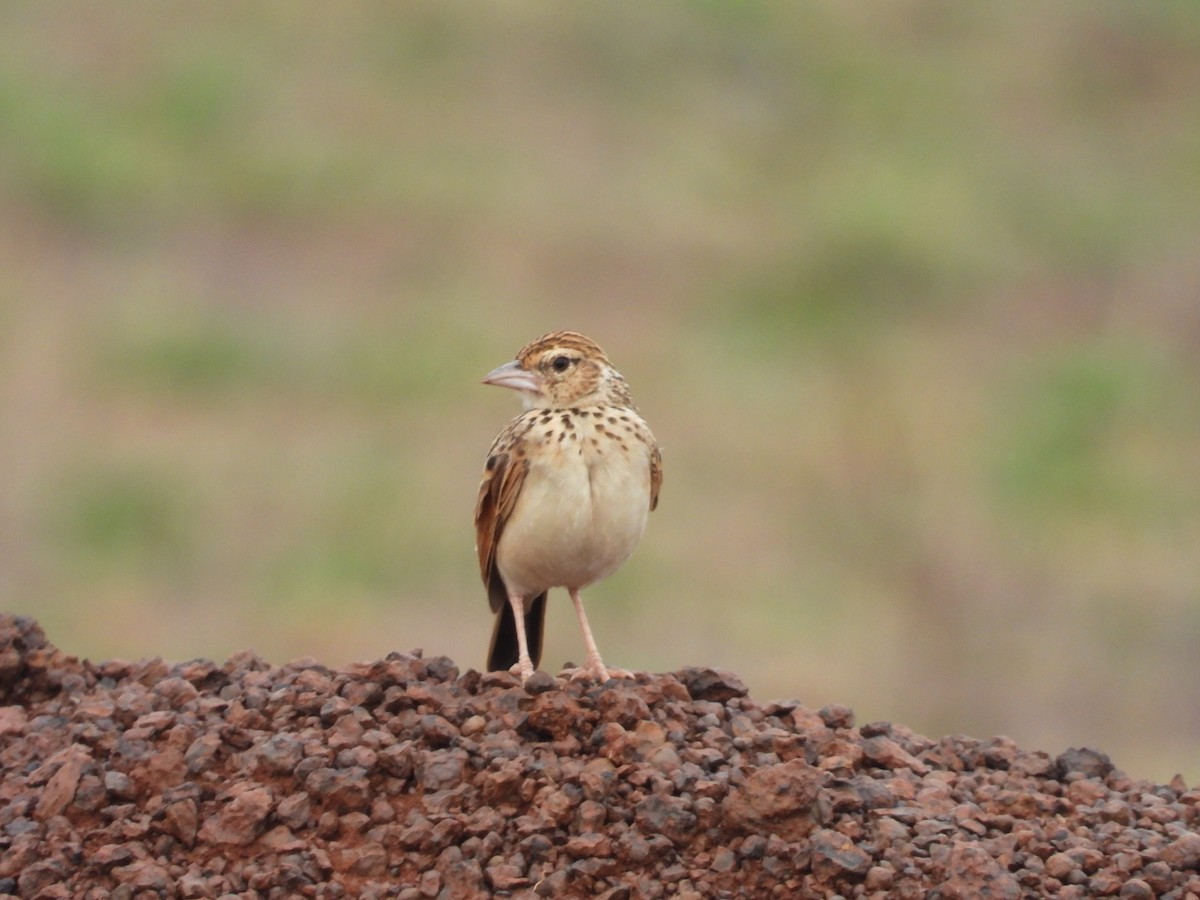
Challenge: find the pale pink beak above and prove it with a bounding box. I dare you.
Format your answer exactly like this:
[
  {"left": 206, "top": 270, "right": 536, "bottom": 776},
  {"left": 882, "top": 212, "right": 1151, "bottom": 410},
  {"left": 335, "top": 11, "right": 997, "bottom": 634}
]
[{"left": 483, "top": 360, "right": 543, "bottom": 395}]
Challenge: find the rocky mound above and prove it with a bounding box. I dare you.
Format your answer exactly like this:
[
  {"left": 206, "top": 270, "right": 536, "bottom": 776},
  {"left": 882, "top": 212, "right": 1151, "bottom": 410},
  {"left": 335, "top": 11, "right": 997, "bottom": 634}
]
[{"left": 1, "top": 614, "right": 1198, "bottom": 899}]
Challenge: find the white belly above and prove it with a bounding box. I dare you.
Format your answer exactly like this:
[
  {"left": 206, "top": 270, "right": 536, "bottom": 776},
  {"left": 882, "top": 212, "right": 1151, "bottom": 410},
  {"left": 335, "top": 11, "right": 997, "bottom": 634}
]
[{"left": 496, "top": 432, "right": 651, "bottom": 597}]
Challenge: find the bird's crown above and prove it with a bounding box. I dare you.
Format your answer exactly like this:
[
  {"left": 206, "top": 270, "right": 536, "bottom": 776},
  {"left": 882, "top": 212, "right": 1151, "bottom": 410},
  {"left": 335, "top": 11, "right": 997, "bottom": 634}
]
[{"left": 515, "top": 331, "right": 609, "bottom": 367}]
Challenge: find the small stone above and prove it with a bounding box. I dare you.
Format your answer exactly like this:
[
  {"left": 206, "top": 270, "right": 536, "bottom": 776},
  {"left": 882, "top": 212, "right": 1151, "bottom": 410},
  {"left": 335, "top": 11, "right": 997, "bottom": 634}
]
[
  {"left": 176, "top": 872, "right": 212, "bottom": 898},
  {"left": 275, "top": 791, "right": 312, "bottom": 829},
  {"left": 818, "top": 705, "right": 856, "bottom": 729},
  {"left": 305, "top": 766, "right": 371, "bottom": 811},
  {"left": 1158, "top": 832, "right": 1200, "bottom": 870},
  {"left": 116, "top": 860, "right": 170, "bottom": 891},
  {"left": 711, "top": 848, "right": 736, "bottom": 873},
  {"left": 861, "top": 736, "right": 929, "bottom": 775},
  {"left": 1118, "top": 879, "right": 1155, "bottom": 899},
  {"left": 18, "top": 861, "right": 66, "bottom": 896},
  {"left": 1056, "top": 747, "right": 1114, "bottom": 780},
  {"left": 674, "top": 667, "right": 748, "bottom": 702},
  {"left": 104, "top": 771, "right": 137, "bottom": 801},
  {"left": 377, "top": 744, "right": 417, "bottom": 779},
  {"left": 809, "top": 828, "right": 872, "bottom": 878},
  {"left": 257, "top": 733, "right": 304, "bottom": 774},
  {"left": 461, "top": 715, "right": 486, "bottom": 737},
  {"left": 1044, "top": 852, "right": 1079, "bottom": 880},
  {"left": 436, "top": 845, "right": 485, "bottom": 895},
  {"left": 596, "top": 690, "right": 652, "bottom": 728},
  {"left": 865, "top": 865, "right": 894, "bottom": 890},
  {"left": 418, "top": 869, "right": 441, "bottom": 897},
  {"left": 417, "top": 749, "right": 468, "bottom": 792},
  {"left": 197, "top": 785, "right": 274, "bottom": 846},
  {"left": 522, "top": 671, "right": 557, "bottom": 694},
  {"left": 184, "top": 733, "right": 222, "bottom": 773},
  {"left": 419, "top": 714, "right": 459, "bottom": 747},
  {"left": 526, "top": 691, "right": 585, "bottom": 740},
  {"left": 0, "top": 706, "right": 28, "bottom": 736},
  {"left": 739, "top": 834, "right": 768, "bottom": 860},
  {"left": 1140, "top": 861, "right": 1174, "bottom": 893},
  {"left": 1088, "top": 870, "right": 1127, "bottom": 896},
  {"left": 722, "top": 759, "right": 823, "bottom": 841},
  {"left": 564, "top": 832, "right": 613, "bottom": 858},
  {"left": 486, "top": 863, "right": 528, "bottom": 891},
  {"left": 91, "top": 844, "right": 135, "bottom": 870},
  {"left": 260, "top": 825, "right": 306, "bottom": 852},
  {"left": 329, "top": 840, "right": 388, "bottom": 876},
  {"left": 35, "top": 745, "right": 90, "bottom": 819},
  {"left": 162, "top": 799, "right": 199, "bottom": 846},
  {"left": 935, "top": 841, "right": 1022, "bottom": 899},
  {"left": 635, "top": 795, "right": 697, "bottom": 844}
]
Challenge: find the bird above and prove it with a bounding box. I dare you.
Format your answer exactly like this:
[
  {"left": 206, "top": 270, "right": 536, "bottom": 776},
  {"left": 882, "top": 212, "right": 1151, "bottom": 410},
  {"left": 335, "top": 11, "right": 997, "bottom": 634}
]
[{"left": 474, "top": 331, "right": 662, "bottom": 683}]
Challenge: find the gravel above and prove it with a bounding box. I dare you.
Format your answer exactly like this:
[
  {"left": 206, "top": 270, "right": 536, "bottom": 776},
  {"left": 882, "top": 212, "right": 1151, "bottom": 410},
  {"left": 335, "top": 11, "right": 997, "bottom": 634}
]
[{"left": 2, "top": 613, "right": 1198, "bottom": 898}]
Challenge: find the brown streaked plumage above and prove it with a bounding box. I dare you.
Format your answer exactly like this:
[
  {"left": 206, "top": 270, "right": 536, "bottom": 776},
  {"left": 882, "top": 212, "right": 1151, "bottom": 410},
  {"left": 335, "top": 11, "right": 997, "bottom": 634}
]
[{"left": 475, "top": 331, "right": 661, "bottom": 682}]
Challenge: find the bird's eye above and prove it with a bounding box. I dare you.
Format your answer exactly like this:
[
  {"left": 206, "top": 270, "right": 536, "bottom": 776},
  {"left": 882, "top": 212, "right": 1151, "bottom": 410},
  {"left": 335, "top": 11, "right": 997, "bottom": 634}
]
[{"left": 551, "top": 355, "right": 571, "bottom": 373}]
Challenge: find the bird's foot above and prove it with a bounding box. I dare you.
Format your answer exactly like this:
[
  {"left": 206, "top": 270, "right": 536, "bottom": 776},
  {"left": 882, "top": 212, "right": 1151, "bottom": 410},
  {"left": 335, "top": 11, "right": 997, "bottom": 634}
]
[
  {"left": 510, "top": 658, "right": 536, "bottom": 683},
  {"left": 601, "top": 666, "right": 635, "bottom": 681},
  {"left": 559, "top": 658, "right": 632, "bottom": 683}
]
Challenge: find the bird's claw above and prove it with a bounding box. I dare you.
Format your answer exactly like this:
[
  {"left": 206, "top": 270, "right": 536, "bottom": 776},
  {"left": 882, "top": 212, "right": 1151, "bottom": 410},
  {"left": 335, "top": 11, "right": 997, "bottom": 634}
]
[
  {"left": 510, "top": 661, "right": 536, "bottom": 683},
  {"left": 558, "top": 661, "right": 633, "bottom": 683}
]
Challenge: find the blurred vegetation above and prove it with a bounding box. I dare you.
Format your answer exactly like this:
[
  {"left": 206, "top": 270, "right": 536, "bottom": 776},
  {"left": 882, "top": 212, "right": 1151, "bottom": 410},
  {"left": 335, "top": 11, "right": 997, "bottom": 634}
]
[{"left": 1, "top": 2, "right": 1198, "bottom": 782}]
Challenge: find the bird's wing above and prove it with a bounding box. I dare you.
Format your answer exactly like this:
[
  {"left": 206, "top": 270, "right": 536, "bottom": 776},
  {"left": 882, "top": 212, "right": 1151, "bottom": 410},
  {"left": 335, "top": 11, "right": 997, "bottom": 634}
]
[
  {"left": 474, "top": 441, "right": 528, "bottom": 611},
  {"left": 649, "top": 442, "right": 662, "bottom": 512}
]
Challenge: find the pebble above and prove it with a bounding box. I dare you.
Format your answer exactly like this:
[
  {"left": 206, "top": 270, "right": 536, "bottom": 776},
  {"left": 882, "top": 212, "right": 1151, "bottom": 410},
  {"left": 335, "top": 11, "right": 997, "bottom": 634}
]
[{"left": 1, "top": 613, "right": 1197, "bottom": 896}]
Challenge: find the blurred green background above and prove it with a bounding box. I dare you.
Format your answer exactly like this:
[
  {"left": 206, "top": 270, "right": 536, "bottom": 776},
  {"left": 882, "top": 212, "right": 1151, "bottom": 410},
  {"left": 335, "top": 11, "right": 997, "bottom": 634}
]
[{"left": 2, "top": 3, "right": 1198, "bottom": 783}]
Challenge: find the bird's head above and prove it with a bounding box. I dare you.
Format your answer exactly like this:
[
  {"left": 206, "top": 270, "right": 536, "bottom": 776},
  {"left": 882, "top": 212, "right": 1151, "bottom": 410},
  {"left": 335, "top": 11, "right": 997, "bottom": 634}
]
[{"left": 483, "top": 331, "right": 632, "bottom": 410}]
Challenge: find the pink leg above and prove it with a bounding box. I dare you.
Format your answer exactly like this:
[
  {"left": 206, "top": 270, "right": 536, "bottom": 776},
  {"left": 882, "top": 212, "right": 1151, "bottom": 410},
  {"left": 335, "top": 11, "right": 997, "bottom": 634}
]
[
  {"left": 568, "top": 588, "right": 610, "bottom": 681},
  {"left": 508, "top": 593, "right": 536, "bottom": 681}
]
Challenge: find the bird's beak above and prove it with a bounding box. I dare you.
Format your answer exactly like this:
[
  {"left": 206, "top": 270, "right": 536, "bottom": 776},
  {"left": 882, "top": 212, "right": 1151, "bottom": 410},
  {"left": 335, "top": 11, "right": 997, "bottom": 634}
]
[{"left": 483, "top": 360, "right": 543, "bottom": 394}]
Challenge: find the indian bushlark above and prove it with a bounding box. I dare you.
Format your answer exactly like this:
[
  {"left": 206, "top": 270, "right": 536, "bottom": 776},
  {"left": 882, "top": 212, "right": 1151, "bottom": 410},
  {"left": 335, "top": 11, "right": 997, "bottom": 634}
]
[{"left": 475, "top": 331, "right": 662, "bottom": 682}]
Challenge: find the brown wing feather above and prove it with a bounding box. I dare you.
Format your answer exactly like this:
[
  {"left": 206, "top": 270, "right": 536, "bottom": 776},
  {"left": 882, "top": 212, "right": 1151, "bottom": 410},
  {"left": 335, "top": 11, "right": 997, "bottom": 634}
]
[
  {"left": 649, "top": 442, "right": 663, "bottom": 512},
  {"left": 474, "top": 442, "right": 528, "bottom": 611}
]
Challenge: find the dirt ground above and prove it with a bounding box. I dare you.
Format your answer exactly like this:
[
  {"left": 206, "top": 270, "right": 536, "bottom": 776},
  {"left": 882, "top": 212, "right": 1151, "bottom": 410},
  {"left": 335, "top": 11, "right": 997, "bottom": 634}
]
[{"left": 1, "top": 614, "right": 1198, "bottom": 898}]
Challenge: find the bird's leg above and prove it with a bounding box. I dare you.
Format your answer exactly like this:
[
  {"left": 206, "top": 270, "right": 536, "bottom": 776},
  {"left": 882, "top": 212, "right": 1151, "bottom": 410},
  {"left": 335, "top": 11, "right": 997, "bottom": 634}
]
[
  {"left": 507, "top": 593, "right": 536, "bottom": 682},
  {"left": 566, "top": 588, "right": 630, "bottom": 682}
]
